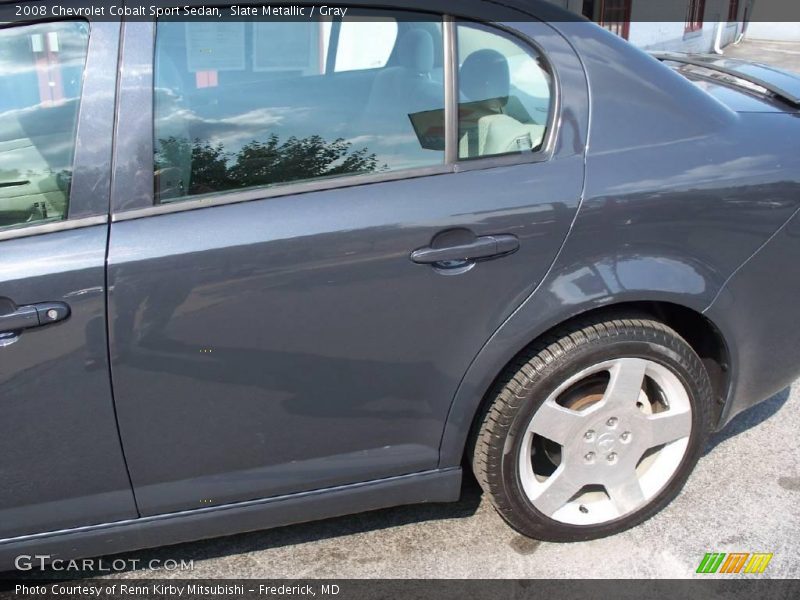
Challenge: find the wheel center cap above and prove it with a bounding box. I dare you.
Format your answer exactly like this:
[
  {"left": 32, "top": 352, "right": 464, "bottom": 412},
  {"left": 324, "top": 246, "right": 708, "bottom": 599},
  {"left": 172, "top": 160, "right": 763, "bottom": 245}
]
[{"left": 597, "top": 432, "right": 616, "bottom": 451}]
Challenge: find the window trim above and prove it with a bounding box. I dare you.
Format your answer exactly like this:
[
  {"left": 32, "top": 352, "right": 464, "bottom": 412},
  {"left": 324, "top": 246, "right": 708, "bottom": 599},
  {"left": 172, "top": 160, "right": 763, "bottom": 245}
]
[
  {"left": 0, "top": 15, "right": 119, "bottom": 238},
  {"left": 111, "top": 20, "right": 156, "bottom": 214},
  {"left": 443, "top": 16, "right": 459, "bottom": 165},
  {"left": 111, "top": 12, "right": 561, "bottom": 221},
  {"left": 0, "top": 215, "right": 108, "bottom": 242},
  {"left": 113, "top": 166, "right": 453, "bottom": 222},
  {"left": 70, "top": 20, "right": 121, "bottom": 219}
]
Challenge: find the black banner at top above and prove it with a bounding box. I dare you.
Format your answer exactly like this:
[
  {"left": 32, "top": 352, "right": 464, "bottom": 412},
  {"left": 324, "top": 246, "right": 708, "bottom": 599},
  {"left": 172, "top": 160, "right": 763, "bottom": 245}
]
[{"left": 1, "top": 0, "right": 800, "bottom": 23}]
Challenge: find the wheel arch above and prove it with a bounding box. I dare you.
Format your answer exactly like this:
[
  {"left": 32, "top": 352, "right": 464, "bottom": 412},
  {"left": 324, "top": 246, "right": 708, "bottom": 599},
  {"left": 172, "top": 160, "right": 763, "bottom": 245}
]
[{"left": 438, "top": 299, "right": 731, "bottom": 469}]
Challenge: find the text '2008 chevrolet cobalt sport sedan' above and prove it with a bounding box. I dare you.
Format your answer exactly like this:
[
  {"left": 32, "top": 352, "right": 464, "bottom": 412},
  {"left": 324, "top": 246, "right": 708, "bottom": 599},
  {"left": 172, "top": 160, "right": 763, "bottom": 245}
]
[{"left": 1, "top": 0, "right": 799, "bottom": 567}]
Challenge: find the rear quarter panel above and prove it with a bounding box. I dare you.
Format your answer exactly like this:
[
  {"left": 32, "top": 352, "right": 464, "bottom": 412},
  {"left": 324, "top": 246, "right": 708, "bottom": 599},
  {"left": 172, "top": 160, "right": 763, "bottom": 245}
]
[{"left": 439, "top": 23, "right": 800, "bottom": 465}]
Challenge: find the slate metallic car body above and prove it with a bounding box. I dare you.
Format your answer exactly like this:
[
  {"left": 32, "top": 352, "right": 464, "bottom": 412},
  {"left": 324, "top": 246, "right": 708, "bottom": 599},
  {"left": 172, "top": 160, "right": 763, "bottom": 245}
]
[{"left": 0, "top": 0, "right": 799, "bottom": 567}]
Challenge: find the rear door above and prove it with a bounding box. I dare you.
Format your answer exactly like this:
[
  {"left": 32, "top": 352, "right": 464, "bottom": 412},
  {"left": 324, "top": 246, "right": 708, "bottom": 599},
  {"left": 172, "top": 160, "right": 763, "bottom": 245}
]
[
  {"left": 0, "top": 15, "right": 137, "bottom": 538},
  {"left": 108, "top": 8, "right": 588, "bottom": 516}
]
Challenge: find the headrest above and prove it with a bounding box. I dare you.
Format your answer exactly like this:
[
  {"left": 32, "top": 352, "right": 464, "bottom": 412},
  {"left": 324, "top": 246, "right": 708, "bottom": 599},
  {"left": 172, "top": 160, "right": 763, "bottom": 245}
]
[
  {"left": 396, "top": 29, "right": 434, "bottom": 74},
  {"left": 460, "top": 49, "right": 510, "bottom": 102}
]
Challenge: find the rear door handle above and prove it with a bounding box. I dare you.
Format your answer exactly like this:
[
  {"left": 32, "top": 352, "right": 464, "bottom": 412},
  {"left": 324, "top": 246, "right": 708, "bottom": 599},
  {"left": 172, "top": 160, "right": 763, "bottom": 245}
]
[
  {"left": 410, "top": 234, "right": 519, "bottom": 265},
  {"left": 0, "top": 301, "right": 70, "bottom": 334}
]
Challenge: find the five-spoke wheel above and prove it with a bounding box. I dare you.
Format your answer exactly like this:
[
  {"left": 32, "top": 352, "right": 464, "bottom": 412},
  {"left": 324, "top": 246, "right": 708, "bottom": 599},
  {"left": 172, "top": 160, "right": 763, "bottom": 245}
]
[{"left": 471, "top": 317, "right": 711, "bottom": 541}]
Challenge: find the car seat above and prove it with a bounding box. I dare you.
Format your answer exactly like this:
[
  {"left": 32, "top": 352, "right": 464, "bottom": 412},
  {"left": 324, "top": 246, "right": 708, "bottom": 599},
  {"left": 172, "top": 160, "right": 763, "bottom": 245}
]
[
  {"left": 458, "top": 49, "right": 544, "bottom": 157},
  {"left": 361, "top": 29, "right": 443, "bottom": 128}
]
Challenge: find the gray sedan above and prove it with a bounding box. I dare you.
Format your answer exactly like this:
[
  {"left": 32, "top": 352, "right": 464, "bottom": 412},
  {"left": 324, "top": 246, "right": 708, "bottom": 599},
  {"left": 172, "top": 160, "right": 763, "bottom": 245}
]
[{"left": 0, "top": 0, "right": 799, "bottom": 568}]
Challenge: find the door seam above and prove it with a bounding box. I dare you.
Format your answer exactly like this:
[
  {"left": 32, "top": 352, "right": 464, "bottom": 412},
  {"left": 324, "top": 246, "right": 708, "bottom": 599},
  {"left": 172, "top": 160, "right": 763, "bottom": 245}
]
[{"left": 105, "top": 18, "right": 142, "bottom": 518}]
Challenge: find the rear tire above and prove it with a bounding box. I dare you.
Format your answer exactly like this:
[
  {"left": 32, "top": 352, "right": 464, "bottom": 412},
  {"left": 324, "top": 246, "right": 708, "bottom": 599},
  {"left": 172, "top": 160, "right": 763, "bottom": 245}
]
[{"left": 471, "top": 317, "right": 712, "bottom": 541}]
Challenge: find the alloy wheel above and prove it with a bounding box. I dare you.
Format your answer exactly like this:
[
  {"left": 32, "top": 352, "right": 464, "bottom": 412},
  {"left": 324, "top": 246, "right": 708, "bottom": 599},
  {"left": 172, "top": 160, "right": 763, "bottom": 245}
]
[{"left": 518, "top": 358, "right": 693, "bottom": 525}]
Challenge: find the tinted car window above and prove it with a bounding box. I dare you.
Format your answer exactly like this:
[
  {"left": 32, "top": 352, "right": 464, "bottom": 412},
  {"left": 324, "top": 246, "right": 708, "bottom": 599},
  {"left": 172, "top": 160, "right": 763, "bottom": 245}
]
[
  {"left": 334, "top": 20, "right": 398, "bottom": 71},
  {"left": 154, "top": 17, "right": 445, "bottom": 203},
  {"left": 0, "top": 21, "right": 89, "bottom": 230},
  {"left": 457, "top": 23, "right": 552, "bottom": 159}
]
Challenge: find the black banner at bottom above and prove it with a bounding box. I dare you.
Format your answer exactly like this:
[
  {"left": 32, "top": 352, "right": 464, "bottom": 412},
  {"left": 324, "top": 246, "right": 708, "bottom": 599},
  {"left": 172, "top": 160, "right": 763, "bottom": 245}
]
[{"left": 1, "top": 579, "right": 799, "bottom": 600}]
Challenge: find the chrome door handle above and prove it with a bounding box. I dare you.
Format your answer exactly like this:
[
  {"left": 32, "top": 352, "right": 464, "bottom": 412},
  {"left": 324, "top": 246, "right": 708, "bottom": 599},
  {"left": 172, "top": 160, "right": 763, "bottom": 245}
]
[
  {"left": 410, "top": 234, "right": 519, "bottom": 266},
  {"left": 0, "top": 301, "right": 70, "bottom": 334}
]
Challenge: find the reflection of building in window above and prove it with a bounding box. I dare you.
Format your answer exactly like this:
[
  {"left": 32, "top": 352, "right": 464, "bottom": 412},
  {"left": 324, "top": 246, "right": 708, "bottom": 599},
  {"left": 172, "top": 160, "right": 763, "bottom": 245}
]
[
  {"left": 184, "top": 22, "right": 245, "bottom": 89},
  {"left": 154, "top": 17, "right": 444, "bottom": 203},
  {"left": 253, "top": 22, "right": 325, "bottom": 75},
  {"left": 195, "top": 71, "right": 218, "bottom": 88},
  {"left": 0, "top": 21, "right": 89, "bottom": 229},
  {"left": 334, "top": 21, "right": 398, "bottom": 71},
  {"left": 31, "top": 32, "right": 65, "bottom": 106},
  {"left": 181, "top": 20, "right": 399, "bottom": 90}
]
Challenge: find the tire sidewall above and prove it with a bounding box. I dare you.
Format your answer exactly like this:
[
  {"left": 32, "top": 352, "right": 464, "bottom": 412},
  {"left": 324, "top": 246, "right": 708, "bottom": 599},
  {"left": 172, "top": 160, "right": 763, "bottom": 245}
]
[{"left": 498, "top": 334, "right": 711, "bottom": 541}]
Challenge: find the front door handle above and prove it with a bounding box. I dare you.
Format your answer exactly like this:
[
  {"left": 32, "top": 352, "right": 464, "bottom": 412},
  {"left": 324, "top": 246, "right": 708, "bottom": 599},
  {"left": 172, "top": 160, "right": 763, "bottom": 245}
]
[
  {"left": 0, "top": 301, "right": 70, "bottom": 334},
  {"left": 410, "top": 234, "right": 519, "bottom": 266}
]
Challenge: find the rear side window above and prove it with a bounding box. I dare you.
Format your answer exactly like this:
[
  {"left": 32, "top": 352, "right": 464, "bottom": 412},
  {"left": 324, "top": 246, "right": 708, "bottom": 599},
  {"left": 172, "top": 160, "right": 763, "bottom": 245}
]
[
  {"left": 154, "top": 16, "right": 445, "bottom": 203},
  {"left": 456, "top": 23, "right": 552, "bottom": 159},
  {"left": 0, "top": 21, "right": 89, "bottom": 230}
]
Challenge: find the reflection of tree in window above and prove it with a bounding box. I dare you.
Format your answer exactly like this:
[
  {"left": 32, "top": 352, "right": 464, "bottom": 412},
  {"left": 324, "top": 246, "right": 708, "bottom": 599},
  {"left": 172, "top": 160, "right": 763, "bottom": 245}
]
[
  {"left": 155, "top": 135, "right": 384, "bottom": 200},
  {"left": 0, "top": 21, "right": 89, "bottom": 229}
]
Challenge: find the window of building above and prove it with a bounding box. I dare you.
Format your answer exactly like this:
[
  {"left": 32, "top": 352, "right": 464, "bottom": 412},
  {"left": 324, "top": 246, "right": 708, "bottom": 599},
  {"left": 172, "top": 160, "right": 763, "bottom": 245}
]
[
  {"left": 686, "top": 0, "right": 706, "bottom": 33},
  {"left": 456, "top": 23, "right": 552, "bottom": 160},
  {"left": 0, "top": 21, "right": 90, "bottom": 230},
  {"left": 598, "top": 0, "right": 632, "bottom": 40},
  {"left": 728, "top": 0, "right": 740, "bottom": 22},
  {"left": 153, "top": 16, "right": 445, "bottom": 203}
]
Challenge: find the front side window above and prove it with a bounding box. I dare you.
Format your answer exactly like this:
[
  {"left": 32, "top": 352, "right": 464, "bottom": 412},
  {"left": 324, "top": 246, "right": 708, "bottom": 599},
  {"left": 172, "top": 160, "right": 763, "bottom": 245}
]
[
  {"left": 456, "top": 23, "right": 552, "bottom": 160},
  {"left": 154, "top": 15, "right": 445, "bottom": 203},
  {"left": 0, "top": 21, "right": 89, "bottom": 230}
]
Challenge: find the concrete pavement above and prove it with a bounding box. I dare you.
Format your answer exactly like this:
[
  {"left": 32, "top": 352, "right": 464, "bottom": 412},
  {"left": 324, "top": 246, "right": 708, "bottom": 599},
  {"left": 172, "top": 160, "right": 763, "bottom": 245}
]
[{"left": 723, "top": 39, "right": 800, "bottom": 73}]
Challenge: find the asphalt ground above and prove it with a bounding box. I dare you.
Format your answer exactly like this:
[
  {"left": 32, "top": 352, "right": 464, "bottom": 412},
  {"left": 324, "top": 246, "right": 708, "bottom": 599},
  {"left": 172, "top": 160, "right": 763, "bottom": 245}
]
[{"left": 24, "top": 39, "right": 800, "bottom": 581}]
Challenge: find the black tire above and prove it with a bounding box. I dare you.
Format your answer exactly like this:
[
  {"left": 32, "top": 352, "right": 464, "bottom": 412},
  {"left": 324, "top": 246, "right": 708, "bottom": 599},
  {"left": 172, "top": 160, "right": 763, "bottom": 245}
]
[{"left": 471, "top": 316, "right": 713, "bottom": 541}]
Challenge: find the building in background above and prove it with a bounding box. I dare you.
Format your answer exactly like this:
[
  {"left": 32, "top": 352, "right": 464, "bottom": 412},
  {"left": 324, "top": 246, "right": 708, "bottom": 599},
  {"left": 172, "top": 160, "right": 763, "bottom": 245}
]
[{"left": 548, "top": 0, "right": 800, "bottom": 52}]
